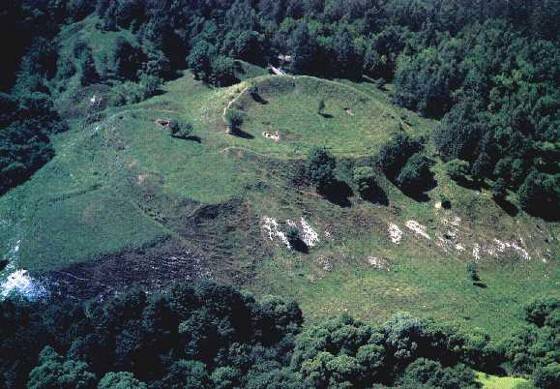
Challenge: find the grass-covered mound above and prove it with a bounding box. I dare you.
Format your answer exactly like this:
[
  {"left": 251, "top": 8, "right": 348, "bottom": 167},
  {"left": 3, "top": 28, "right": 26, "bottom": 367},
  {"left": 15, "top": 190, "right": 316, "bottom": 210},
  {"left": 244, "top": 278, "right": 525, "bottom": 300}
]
[
  {"left": 0, "top": 70, "right": 558, "bottom": 343},
  {"left": 224, "top": 75, "right": 406, "bottom": 157}
]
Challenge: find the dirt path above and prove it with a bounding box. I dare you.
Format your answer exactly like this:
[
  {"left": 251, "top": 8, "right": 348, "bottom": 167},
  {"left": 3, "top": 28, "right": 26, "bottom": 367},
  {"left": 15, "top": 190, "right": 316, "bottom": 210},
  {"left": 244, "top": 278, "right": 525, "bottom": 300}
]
[{"left": 222, "top": 86, "right": 250, "bottom": 124}]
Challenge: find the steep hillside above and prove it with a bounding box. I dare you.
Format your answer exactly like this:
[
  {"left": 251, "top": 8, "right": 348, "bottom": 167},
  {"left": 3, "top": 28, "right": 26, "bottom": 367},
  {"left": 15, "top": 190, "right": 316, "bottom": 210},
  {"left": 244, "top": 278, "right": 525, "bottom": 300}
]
[{"left": 1, "top": 69, "right": 558, "bottom": 340}]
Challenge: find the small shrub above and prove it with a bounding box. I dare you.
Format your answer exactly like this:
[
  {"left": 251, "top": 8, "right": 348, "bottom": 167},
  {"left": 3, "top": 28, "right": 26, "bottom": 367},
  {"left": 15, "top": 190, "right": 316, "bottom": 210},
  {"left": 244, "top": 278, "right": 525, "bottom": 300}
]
[
  {"left": 395, "top": 153, "right": 434, "bottom": 195},
  {"left": 377, "top": 134, "right": 423, "bottom": 179},
  {"left": 306, "top": 147, "right": 336, "bottom": 192},
  {"left": 317, "top": 99, "right": 325, "bottom": 115},
  {"left": 439, "top": 194, "right": 451, "bottom": 209},
  {"left": 225, "top": 109, "right": 245, "bottom": 131},
  {"left": 492, "top": 178, "right": 507, "bottom": 201},
  {"left": 169, "top": 120, "right": 193, "bottom": 139},
  {"left": 353, "top": 166, "right": 375, "bottom": 198},
  {"left": 286, "top": 226, "right": 300, "bottom": 246},
  {"left": 517, "top": 171, "right": 560, "bottom": 218},
  {"left": 446, "top": 159, "right": 470, "bottom": 182},
  {"left": 467, "top": 261, "right": 479, "bottom": 282}
]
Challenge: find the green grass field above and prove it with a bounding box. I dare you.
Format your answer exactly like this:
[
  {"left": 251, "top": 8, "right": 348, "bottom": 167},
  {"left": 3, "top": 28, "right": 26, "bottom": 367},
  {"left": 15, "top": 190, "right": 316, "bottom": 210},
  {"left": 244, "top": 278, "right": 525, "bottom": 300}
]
[
  {"left": 1, "top": 60, "right": 559, "bottom": 340},
  {"left": 476, "top": 372, "right": 534, "bottom": 389}
]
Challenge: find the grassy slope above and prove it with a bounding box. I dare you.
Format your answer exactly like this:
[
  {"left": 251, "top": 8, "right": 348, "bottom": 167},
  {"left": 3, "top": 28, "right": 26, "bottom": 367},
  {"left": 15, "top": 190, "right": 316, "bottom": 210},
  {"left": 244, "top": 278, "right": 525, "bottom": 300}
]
[{"left": 0, "top": 40, "right": 558, "bottom": 339}]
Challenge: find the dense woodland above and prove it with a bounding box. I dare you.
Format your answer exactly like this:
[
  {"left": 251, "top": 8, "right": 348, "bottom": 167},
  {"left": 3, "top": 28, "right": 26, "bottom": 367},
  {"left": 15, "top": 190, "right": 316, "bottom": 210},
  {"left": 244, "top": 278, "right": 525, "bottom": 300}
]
[
  {"left": 1, "top": 281, "right": 560, "bottom": 388},
  {"left": 1, "top": 1, "right": 560, "bottom": 387}
]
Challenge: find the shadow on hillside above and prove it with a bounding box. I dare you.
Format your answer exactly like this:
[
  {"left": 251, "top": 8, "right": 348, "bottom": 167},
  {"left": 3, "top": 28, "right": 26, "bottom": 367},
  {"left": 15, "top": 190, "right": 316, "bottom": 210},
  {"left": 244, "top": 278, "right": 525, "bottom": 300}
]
[
  {"left": 291, "top": 239, "right": 309, "bottom": 254},
  {"left": 321, "top": 180, "right": 353, "bottom": 208},
  {"left": 400, "top": 178, "right": 438, "bottom": 203},
  {"left": 172, "top": 135, "right": 202, "bottom": 143},
  {"left": 361, "top": 184, "right": 389, "bottom": 206},
  {"left": 231, "top": 128, "right": 254, "bottom": 139},
  {"left": 495, "top": 198, "right": 519, "bottom": 217},
  {"left": 250, "top": 91, "right": 268, "bottom": 105},
  {"left": 526, "top": 208, "right": 560, "bottom": 222},
  {"left": 319, "top": 112, "right": 334, "bottom": 119},
  {"left": 455, "top": 177, "right": 489, "bottom": 191},
  {"left": 473, "top": 281, "right": 487, "bottom": 289}
]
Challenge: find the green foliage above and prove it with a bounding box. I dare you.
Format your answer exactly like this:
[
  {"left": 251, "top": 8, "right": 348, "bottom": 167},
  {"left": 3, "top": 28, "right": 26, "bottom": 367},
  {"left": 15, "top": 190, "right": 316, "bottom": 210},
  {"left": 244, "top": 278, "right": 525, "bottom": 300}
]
[
  {"left": 108, "top": 75, "right": 162, "bottom": 106},
  {"left": 467, "top": 262, "right": 480, "bottom": 282},
  {"left": 394, "top": 45, "right": 462, "bottom": 117},
  {"left": 501, "top": 297, "right": 560, "bottom": 377},
  {"left": 377, "top": 134, "right": 423, "bottom": 180},
  {"left": 225, "top": 109, "right": 245, "bottom": 132},
  {"left": 317, "top": 99, "right": 325, "bottom": 115},
  {"left": 446, "top": 159, "right": 470, "bottom": 182},
  {"left": 524, "top": 298, "right": 560, "bottom": 327},
  {"left": 104, "top": 36, "right": 145, "bottom": 81},
  {"left": 187, "top": 40, "right": 215, "bottom": 82},
  {"left": 98, "top": 372, "right": 147, "bottom": 389},
  {"left": 433, "top": 96, "right": 487, "bottom": 163},
  {"left": 1, "top": 282, "right": 511, "bottom": 388},
  {"left": 352, "top": 166, "right": 376, "bottom": 198},
  {"left": 27, "top": 346, "right": 96, "bottom": 389},
  {"left": 306, "top": 147, "right": 336, "bottom": 191},
  {"left": 211, "top": 56, "right": 237, "bottom": 87},
  {"left": 439, "top": 194, "right": 452, "bottom": 209},
  {"left": 285, "top": 226, "right": 300, "bottom": 246},
  {"left": 492, "top": 179, "right": 508, "bottom": 201},
  {"left": 0, "top": 92, "right": 67, "bottom": 195},
  {"left": 398, "top": 358, "right": 480, "bottom": 389},
  {"left": 168, "top": 120, "right": 194, "bottom": 140},
  {"left": 159, "top": 360, "right": 210, "bottom": 389},
  {"left": 395, "top": 153, "right": 435, "bottom": 196},
  {"left": 517, "top": 171, "right": 560, "bottom": 219},
  {"left": 289, "top": 23, "right": 318, "bottom": 75},
  {"left": 211, "top": 367, "right": 242, "bottom": 389},
  {"left": 533, "top": 363, "right": 560, "bottom": 389}
]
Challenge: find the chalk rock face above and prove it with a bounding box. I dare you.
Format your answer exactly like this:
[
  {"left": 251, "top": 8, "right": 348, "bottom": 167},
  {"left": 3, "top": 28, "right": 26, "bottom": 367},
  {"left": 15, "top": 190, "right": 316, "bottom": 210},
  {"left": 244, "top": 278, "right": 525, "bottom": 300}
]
[
  {"left": 388, "top": 223, "right": 403, "bottom": 244},
  {"left": 1, "top": 269, "right": 47, "bottom": 301}
]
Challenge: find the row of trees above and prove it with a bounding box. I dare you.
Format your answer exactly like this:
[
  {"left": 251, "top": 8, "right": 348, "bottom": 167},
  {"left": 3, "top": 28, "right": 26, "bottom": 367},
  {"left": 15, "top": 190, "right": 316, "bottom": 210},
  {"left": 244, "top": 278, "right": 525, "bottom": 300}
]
[
  {"left": 8, "top": 281, "right": 560, "bottom": 388},
  {"left": 302, "top": 134, "right": 435, "bottom": 206},
  {"left": 3, "top": 281, "right": 559, "bottom": 388}
]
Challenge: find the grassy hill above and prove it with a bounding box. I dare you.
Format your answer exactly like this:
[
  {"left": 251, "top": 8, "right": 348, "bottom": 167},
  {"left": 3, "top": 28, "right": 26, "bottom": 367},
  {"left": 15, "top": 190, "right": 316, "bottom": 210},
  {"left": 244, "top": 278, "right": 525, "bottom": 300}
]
[{"left": 1, "top": 66, "right": 559, "bottom": 339}]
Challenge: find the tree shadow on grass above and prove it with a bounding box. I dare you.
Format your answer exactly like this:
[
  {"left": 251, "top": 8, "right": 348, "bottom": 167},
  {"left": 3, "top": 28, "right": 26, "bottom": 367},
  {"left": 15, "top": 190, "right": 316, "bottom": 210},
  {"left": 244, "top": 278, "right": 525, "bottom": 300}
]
[
  {"left": 290, "top": 239, "right": 309, "bottom": 254},
  {"left": 495, "top": 198, "right": 519, "bottom": 217},
  {"left": 250, "top": 91, "right": 268, "bottom": 105},
  {"left": 172, "top": 135, "right": 202, "bottom": 143},
  {"left": 526, "top": 208, "right": 560, "bottom": 222},
  {"left": 473, "top": 281, "right": 487, "bottom": 289},
  {"left": 320, "top": 180, "right": 353, "bottom": 208},
  {"left": 230, "top": 128, "right": 254, "bottom": 139},
  {"left": 361, "top": 183, "right": 389, "bottom": 206},
  {"left": 455, "top": 177, "right": 489, "bottom": 191},
  {"left": 400, "top": 178, "right": 438, "bottom": 203},
  {"left": 320, "top": 112, "right": 334, "bottom": 119}
]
